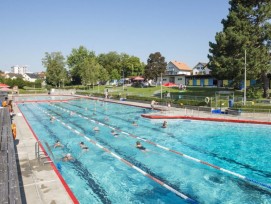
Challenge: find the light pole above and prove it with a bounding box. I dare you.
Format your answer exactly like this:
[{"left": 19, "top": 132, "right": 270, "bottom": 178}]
[
  {"left": 160, "top": 73, "right": 162, "bottom": 99},
  {"left": 244, "top": 49, "right": 247, "bottom": 105},
  {"left": 122, "top": 69, "right": 124, "bottom": 92}
]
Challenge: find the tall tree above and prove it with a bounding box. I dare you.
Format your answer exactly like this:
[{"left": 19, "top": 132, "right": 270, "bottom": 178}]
[
  {"left": 208, "top": 0, "right": 271, "bottom": 97},
  {"left": 98, "top": 68, "right": 110, "bottom": 85},
  {"left": 67, "top": 46, "right": 96, "bottom": 85},
  {"left": 97, "top": 52, "right": 122, "bottom": 78},
  {"left": 42, "top": 52, "right": 67, "bottom": 87},
  {"left": 110, "top": 69, "right": 121, "bottom": 80},
  {"left": 144, "top": 52, "right": 167, "bottom": 81},
  {"left": 80, "top": 57, "right": 101, "bottom": 87},
  {"left": 120, "top": 54, "right": 145, "bottom": 77}
]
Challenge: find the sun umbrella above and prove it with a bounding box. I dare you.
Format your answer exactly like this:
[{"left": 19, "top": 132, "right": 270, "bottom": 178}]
[
  {"left": 0, "top": 83, "right": 10, "bottom": 88},
  {"left": 0, "top": 87, "right": 12, "bottom": 92},
  {"left": 133, "top": 76, "right": 144, "bottom": 81},
  {"left": 163, "top": 82, "right": 177, "bottom": 87}
]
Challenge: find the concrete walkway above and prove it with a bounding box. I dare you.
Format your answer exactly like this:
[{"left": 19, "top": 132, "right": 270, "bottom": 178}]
[
  {"left": 13, "top": 105, "right": 75, "bottom": 204},
  {"left": 90, "top": 96, "right": 271, "bottom": 123}
]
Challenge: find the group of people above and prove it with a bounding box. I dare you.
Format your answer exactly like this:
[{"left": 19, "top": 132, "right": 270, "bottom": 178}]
[
  {"left": 54, "top": 140, "right": 89, "bottom": 162},
  {"left": 1, "top": 97, "right": 17, "bottom": 139},
  {"left": 2, "top": 97, "right": 15, "bottom": 119}
]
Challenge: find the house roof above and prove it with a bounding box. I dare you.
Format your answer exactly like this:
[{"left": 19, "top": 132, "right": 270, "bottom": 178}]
[
  {"left": 25, "top": 73, "right": 39, "bottom": 79},
  {"left": 6, "top": 73, "right": 23, "bottom": 78},
  {"left": 193, "top": 62, "right": 208, "bottom": 69},
  {"left": 170, "top": 61, "right": 192, "bottom": 71}
]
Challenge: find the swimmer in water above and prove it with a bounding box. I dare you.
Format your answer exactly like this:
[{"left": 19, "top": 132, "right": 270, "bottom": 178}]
[
  {"left": 136, "top": 141, "right": 147, "bottom": 152},
  {"left": 93, "top": 127, "right": 100, "bottom": 132},
  {"left": 54, "top": 140, "right": 63, "bottom": 148},
  {"left": 111, "top": 130, "right": 119, "bottom": 137},
  {"left": 162, "top": 121, "right": 167, "bottom": 128},
  {"left": 79, "top": 142, "right": 89, "bottom": 151},
  {"left": 132, "top": 121, "right": 138, "bottom": 126},
  {"left": 62, "top": 153, "right": 74, "bottom": 162}
]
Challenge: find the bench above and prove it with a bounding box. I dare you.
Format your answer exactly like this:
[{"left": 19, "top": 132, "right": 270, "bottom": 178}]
[
  {"left": 226, "top": 109, "right": 241, "bottom": 116},
  {"left": 0, "top": 108, "right": 22, "bottom": 204}
]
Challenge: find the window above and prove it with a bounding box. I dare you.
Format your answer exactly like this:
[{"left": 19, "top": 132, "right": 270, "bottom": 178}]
[{"left": 178, "top": 78, "right": 183, "bottom": 80}]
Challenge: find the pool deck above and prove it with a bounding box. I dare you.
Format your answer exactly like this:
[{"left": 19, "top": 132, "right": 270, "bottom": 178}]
[
  {"left": 13, "top": 104, "right": 76, "bottom": 204},
  {"left": 13, "top": 95, "right": 271, "bottom": 203},
  {"left": 90, "top": 96, "right": 271, "bottom": 125}
]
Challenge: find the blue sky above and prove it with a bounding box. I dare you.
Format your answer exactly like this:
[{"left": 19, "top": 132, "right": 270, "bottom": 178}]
[{"left": 0, "top": 0, "right": 230, "bottom": 72}]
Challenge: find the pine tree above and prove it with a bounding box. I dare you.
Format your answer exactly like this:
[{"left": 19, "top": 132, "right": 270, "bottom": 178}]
[{"left": 208, "top": 0, "right": 271, "bottom": 97}]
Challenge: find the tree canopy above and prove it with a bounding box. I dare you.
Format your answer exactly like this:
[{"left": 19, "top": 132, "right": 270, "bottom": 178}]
[
  {"left": 43, "top": 47, "right": 146, "bottom": 86},
  {"left": 67, "top": 46, "right": 96, "bottom": 85},
  {"left": 208, "top": 0, "right": 271, "bottom": 97},
  {"left": 80, "top": 57, "right": 102, "bottom": 86},
  {"left": 144, "top": 52, "right": 167, "bottom": 81},
  {"left": 42, "top": 52, "right": 68, "bottom": 87}
]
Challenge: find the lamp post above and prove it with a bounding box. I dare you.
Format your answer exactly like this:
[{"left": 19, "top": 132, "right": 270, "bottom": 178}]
[
  {"left": 160, "top": 73, "right": 162, "bottom": 99},
  {"left": 244, "top": 49, "right": 247, "bottom": 105},
  {"left": 122, "top": 69, "right": 125, "bottom": 92}
]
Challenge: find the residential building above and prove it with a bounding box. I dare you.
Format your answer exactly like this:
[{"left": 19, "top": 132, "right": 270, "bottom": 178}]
[
  {"left": 23, "top": 73, "right": 39, "bottom": 82},
  {"left": 166, "top": 61, "right": 192, "bottom": 76},
  {"left": 11, "top": 65, "right": 28, "bottom": 75},
  {"left": 157, "top": 61, "right": 192, "bottom": 85},
  {"left": 4, "top": 73, "right": 23, "bottom": 80},
  {"left": 192, "top": 62, "right": 211, "bottom": 75}
]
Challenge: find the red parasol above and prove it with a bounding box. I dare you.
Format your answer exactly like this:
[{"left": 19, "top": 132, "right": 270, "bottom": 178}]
[
  {"left": 0, "top": 83, "right": 10, "bottom": 88},
  {"left": 133, "top": 76, "right": 144, "bottom": 81},
  {"left": 0, "top": 87, "right": 12, "bottom": 92},
  {"left": 163, "top": 82, "right": 177, "bottom": 87}
]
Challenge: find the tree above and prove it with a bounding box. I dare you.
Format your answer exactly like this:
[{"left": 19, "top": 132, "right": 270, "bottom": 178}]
[
  {"left": 97, "top": 52, "right": 122, "bottom": 78},
  {"left": 67, "top": 46, "right": 96, "bottom": 85},
  {"left": 120, "top": 54, "right": 145, "bottom": 77},
  {"left": 144, "top": 52, "right": 167, "bottom": 81},
  {"left": 42, "top": 52, "right": 67, "bottom": 87},
  {"left": 98, "top": 68, "right": 110, "bottom": 85},
  {"left": 208, "top": 0, "right": 271, "bottom": 97},
  {"left": 111, "top": 69, "right": 121, "bottom": 80},
  {"left": 80, "top": 57, "right": 101, "bottom": 87}
]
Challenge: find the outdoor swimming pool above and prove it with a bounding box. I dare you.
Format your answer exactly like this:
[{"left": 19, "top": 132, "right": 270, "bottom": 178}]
[{"left": 17, "top": 97, "right": 271, "bottom": 203}]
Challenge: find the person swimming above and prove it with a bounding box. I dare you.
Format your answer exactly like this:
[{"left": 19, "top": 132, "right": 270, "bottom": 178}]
[
  {"left": 162, "top": 121, "right": 167, "bottom": 128},
  {"left": 62, "top": 153, "right": 73, "bottom": 162},
  {"left": 79, "top": 142, "right": 89, "bottom": 151},
  {"left": 132, "top": 121, "right": 138, "bottom": 126},
  {"left": 93, "top": 127, "right": 100, "bottom": 132},
  {"left": 54, "top": 140, "right": 63, "bottom": 148},
  {"left": 136, "top": 141, "right": 146, "bottom": 151},
  {"left": 111, "top": 130, "right": 119, "bottom": 136}
]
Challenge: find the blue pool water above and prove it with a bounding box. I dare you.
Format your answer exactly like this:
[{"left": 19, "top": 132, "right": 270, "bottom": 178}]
[
  {"left": 18, "top": 98, "right": 271, "bottom": 203},
  {"left": 14, "top": 95, "right": 78, "bottom": 102}
]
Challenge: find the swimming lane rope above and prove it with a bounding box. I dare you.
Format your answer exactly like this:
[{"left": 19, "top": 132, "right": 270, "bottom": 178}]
[
  {"left": 34, "top": 104, "right": 197, "bottom": 203},
  {"left": 49, "top": 103, "right": 271, "bottom": 193}
]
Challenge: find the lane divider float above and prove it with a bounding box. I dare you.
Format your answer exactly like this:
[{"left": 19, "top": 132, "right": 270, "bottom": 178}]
[
  {"left": 49, "top": 103, "right": 271, "bottom": 192},
  {"left": 35, "top": 104, "right": 197, "bottom": 203}
]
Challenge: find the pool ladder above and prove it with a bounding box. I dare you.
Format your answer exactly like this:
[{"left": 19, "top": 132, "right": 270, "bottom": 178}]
[{"left": 35, "top": 141, "right": 53, "bottom": 165}]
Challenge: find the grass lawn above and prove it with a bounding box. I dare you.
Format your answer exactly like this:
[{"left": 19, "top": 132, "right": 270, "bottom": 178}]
[{"left": 87, "top": 85, "right": 244, "bottom": 98}]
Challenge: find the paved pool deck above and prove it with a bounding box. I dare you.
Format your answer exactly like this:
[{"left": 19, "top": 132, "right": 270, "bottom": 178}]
[
  {"left": 13, "top": 104, "right": 76, "bottom": 204},
  {"left": 13, "top": 95, "right": 271, "bottom": 203}
]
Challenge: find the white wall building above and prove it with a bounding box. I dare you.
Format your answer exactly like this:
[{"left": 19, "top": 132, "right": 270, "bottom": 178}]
[
  {"left": 11, "top": 65, "right": 27, "bottom": 75},
  {"left": 23, "top": 73, "right": 39, "bottom": 82},
  {"left": 166, "top": 61, "right": 192, "bottom": 76},
  {"left": 192, "top": 62, "right": 211, "bottom": 75},
  {"left": 157, "top": 61, "right": 192, "bottom": 85}
]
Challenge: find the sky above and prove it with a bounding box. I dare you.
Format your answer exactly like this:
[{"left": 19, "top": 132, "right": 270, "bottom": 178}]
[{"left": 0, "top": 0, "right": 230, "bottom": 73}]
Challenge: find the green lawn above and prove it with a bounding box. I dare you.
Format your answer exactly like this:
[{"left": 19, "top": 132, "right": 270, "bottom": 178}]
[{"left": 86, "top": 85, "right": 243, "bottom": 98}]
